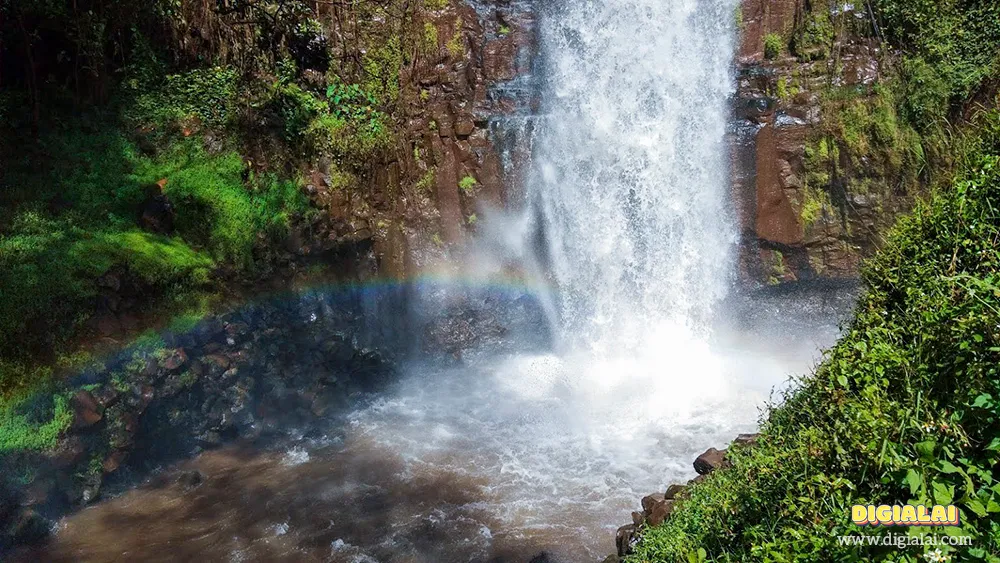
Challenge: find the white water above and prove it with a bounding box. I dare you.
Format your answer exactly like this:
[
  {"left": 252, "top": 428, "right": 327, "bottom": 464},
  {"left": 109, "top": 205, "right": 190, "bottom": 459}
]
[
  {"left": 24, "top": 2, "right": 853, "bottom": 562},
  {"left": 327, "top": 0, "right": 828, "bottom": 560},
  {"left": 530, "top": 0, "right": 738, "bottom": 343}
]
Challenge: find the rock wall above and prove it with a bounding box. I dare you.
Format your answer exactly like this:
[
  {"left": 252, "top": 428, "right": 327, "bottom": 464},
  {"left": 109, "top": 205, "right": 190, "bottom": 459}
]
[
  {"left": 302, "top": 0, "right": 536, "bottom": 279},
  {"left": 731, "top": 0, "right": 917, "bottom": 284}
]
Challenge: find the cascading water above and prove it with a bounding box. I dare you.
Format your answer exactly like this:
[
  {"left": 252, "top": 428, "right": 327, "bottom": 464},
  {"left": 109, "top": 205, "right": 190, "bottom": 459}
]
[
  {"left": 529, "top": 0, "right": 738, "bottom": 344},
  {"left": 23, "top": 2, "right": 854, "bottom": 562}
]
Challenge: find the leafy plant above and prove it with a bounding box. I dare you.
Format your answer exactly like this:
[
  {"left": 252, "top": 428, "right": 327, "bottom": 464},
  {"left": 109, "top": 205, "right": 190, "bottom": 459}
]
[{"left": 763, "top": 33, "right": 783, "bottom": 60}]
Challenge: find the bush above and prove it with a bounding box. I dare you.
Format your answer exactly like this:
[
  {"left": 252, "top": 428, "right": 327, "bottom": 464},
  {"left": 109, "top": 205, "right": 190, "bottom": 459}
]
[{"left": 763, "top": 33, "right": 783, "bottom": 60}]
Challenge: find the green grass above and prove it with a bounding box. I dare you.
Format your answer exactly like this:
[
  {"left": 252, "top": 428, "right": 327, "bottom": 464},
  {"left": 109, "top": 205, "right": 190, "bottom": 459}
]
[
  {"left": 0, "top": 125, "right": 307, "bottom": 366},
  {"left": 0, "top": 392, "right": 73, "bottom": 453},
  {"left": 630, "top": 116, "right": 1000, "bottom": 562}
]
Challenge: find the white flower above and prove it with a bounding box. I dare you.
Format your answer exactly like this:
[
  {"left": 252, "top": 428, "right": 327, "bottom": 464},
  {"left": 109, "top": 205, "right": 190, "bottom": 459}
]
[{"left": 925, "top": 548, "right": 947, "bottom": 562}]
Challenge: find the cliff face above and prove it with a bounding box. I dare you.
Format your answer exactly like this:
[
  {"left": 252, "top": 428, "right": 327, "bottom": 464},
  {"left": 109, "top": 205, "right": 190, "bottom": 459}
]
[
  {"left": 731, "top": 0, "right": 919, "bottom": 285},
  {"left": 302, "top": 0, "right": 535, "bottom": 279}
]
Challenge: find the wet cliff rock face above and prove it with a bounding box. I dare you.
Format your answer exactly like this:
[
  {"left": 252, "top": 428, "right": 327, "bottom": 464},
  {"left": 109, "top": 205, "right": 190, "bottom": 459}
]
[
  {"left": 305, "top": 0, "right": 535, "bottom": 279},
  {"left": 731, "top": 0, "right": 916, "bottom": 284}
]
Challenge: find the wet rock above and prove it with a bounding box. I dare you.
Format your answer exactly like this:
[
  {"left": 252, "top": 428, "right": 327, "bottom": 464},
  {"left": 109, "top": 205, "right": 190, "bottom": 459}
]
[
  {"left": 70, "top": 390, "right": 103, "bottom": 429},
  {"left": 641, "top": 492, "right": 665, "bottom": 513},
  {"left": 102, "top": 450, "right": 127, "bottom": 474},
  {"left": 601, "top": 555, "right": 621, "bottom": 563},
  {"left": 664, "top": 483, "right": 686, "bottom": 499},
  {"left": 161, "top": 348, "right": 188, "bottom": 371},
  {"left": 631, "top": 510, "right": 645, "bottom": 526},
  {"left": 694, "top": 447, "right": 727, "bottom": 475},
  {"left": 734, "top": 433, "right": 760, "bottom": 447},
  {"left": 616, "top": 524, "right": 637, "bottom": 557},
  {"left": 647, "top": 499, "right": 675, "bottom": 527},
  {"left": 92, "top": 385, "right": 120, "bottom": 409},
  {"left": 53, "top": 436, "right": 87, "bottom": 467},
  {"left": 528, "top": 553, "right": 553, "bottom": 563},
  {"left": 10, "top": 509, "right": 50, "bottom": 545},
  {"left": 176, "top": 470, "right": 204, "bottom": 489}
]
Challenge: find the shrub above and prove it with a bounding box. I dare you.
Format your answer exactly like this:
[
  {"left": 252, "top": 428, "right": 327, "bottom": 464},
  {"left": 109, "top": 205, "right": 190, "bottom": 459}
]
[{"left": 763, "top": 33, "right": 783, "bottom": 60}]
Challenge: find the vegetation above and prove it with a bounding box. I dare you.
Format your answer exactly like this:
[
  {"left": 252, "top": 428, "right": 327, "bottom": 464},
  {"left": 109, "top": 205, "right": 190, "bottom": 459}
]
[
  {"left": 459, "top": 174, "right": 478, "bottom": 193},
  {"left": 632, "top": 0, "right": 1000, "bottom": 560},
  {"left": 630, "top": 113, "right": 1000, "bottom": 562},
  {"left": 763, "top": 33, "right": 784, "bottom": 60},
  {"left": 0, "top": 0, "right": 438, "bottom": 415}
]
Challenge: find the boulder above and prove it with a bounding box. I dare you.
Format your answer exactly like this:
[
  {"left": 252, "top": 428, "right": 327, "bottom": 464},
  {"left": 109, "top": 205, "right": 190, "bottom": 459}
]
[
  {"left": 647, "top": 499, "right": 675, "bottom": 527},
  {"left": 70, "top": 390, "right": 103, "bottom": 429},
  {"left": 10, "top": 509, "right": 50, "bottom": 545},
  {"left": 601, "top": 556, "right": 621, "bottom": 563},
  {"left": 631, "top": 511, "right": 645, "bottom": 526},
  {"left": 694, "top": 447, "right": 727, "bottom": 475},
  {"left": 615, "top": 524, "right": 637, "bottom": 557},
  {"left": 664, "top": 483, "right": 686, "bottom": 500},
  {"left": 640, "top": 492, "right": 665, "bottom": 513},
  {"left": 734, "top": 433, "right": 760, "bottom": 447},
  {"left": 161, "top": 348, "right": 188, "bottom": 371}
]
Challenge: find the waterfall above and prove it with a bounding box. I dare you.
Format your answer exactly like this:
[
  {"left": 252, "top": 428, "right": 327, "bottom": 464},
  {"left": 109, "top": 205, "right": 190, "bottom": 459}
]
[{"left": 529, "top": 0, "right": 739, "bottom": 346}]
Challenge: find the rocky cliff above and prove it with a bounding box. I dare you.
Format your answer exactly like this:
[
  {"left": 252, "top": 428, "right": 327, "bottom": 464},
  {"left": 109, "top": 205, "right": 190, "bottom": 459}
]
[
  {"left": 300, "top": 0, "right": 535, "bottom": 279},
  {"left": 731, "top": 0, "right": 922, "bottom": 284}
]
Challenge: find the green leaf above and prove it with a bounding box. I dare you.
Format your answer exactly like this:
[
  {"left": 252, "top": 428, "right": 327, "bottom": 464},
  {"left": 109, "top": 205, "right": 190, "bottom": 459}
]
[
  {"left": 916, "top": 440, "right": 937, "bottom": 462},
  {"left": 973, "top": 393, "right": 994, "bottom": 408},
  {"left": 905, "top": 469, "right": 923, "bottom": 495},
  {"left": 837, "top": 375, "right": 848, "bottom": 387},
  {"left": 938, "top": 461, "right": 961, "bottom": 474},
  {"left": 932, "top": 481, "right": 954, "bottom": 505},
  {"left": 966, "top": 499, "right": 987, "bottom": 517}
]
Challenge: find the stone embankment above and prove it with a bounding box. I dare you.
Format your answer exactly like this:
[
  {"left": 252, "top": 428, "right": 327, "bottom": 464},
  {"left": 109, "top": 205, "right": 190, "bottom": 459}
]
[{"left": 603, "top": 433, "right": 760, "bottom": 562}]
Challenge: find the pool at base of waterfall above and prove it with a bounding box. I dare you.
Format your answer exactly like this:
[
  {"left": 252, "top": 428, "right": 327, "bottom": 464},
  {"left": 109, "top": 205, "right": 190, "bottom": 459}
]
[{"left": 14, "top": 285, "right": 854, "bottom": 563}]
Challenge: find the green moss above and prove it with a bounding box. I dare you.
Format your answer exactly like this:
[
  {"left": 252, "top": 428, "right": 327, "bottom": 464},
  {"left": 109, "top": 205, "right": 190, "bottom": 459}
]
[
  {"left": 763, "top": 33, "right": 783, "bottom": 60},
  {"left": 799, "top": 185, "right": 830, "bottom": 229},
  {"left": 423, "top": 0, "right": 448, "bottom": 10},
  {"left": 0, "top": 392, "right": 73, "bottom": 453},
  {"left": 423, "top": 22, "right": 439, "bottom": 53},
  {"left": 458, "top": 174, "right": 477, "bottom": 193},
  {"left": 447, "top": 18, "right": 465, "bottom": 57}
]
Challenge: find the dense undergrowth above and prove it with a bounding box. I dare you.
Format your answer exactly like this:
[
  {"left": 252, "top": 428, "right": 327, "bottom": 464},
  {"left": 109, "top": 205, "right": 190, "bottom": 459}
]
[
  {"left": 0, "top": 0, "right": 424, "bottom": 446},
  {"left": 632, "top": 0, "right": 1000, "bottom": 560}
]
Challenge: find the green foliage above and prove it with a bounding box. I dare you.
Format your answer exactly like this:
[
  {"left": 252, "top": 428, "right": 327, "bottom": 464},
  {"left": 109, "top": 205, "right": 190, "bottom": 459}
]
[
  {"left": 0, "top": 125, "right": 307, "bottom": 361},
  {"left": 458, "top": 174, "right": 478, "bottom": 193},
  {"left": 763, "top": 33, "right": 783, "bottom": 60},
  {"left": 631, "top": 116, "right": 1000, "bottom": 562},
  {"left": 0, "top": 392, "right": 73, "bottom": 453},
  {"left": 416, "top": 168, "right": 437, "bottom": 194},
  {"left": 423, "top": 0, "right": 448, "bottom": 10},
  {"left": 872, "top": 0, "right": 1000, "bottom": 127},
  {"left": 129, "top": 66, "right": 240, "bottom": 128},
  {"left": 792, "top": 8, "right": 834, "bottom": 61}
]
